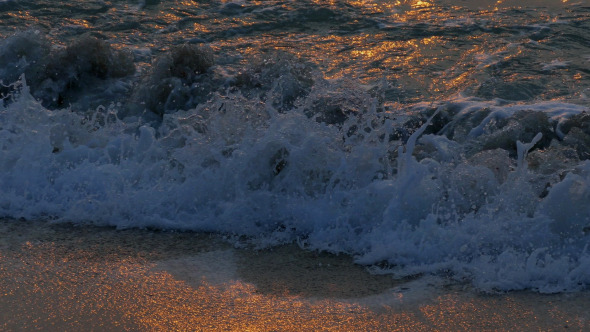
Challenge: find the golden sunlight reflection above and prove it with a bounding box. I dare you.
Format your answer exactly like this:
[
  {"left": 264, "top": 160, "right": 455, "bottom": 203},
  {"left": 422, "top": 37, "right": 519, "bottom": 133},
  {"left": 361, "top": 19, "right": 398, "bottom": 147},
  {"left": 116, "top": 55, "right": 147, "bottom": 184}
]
[
  {"left": 6, "top": 10, "right": 36, "bottom": 25},
  {"left": 1, "top": 221, "right": 589, "bottom": 331},
  {"left": 207, "top": 0, "right": 505, "bottom": 103},
  {"left": 63, "top": 18, "right": 92, "bottom": 30},
  {"left": 0, "top": 0, "right": 577, "bottom": 105},
  {"left": 411, "top": 1, "right": 433, "bottom": 9},
  {"left": 0, "top": 0, "right": 555, "bottom": 104}
]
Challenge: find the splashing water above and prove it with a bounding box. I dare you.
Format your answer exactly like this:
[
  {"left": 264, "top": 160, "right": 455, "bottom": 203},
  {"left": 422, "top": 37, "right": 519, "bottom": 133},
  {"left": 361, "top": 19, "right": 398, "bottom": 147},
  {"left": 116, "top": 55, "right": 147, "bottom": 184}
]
[{"left": 1, "top": 1, "right": 590, "bottom": 293}]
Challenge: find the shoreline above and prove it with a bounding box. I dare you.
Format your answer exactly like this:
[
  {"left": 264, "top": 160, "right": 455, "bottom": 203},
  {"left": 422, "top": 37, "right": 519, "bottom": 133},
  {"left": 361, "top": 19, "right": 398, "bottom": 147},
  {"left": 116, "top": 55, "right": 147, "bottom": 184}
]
[{"left": 1, "top": 219, "right": 589, "bottom": 330}]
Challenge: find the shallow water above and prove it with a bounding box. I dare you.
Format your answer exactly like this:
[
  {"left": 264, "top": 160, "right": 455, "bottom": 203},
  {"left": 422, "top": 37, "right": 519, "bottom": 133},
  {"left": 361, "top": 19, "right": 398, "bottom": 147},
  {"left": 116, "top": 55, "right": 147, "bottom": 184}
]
[
  {"left": 2, "top": 219, "right": 590, "bottom": 330},
  {"left": 1, "top": 1, "right": 590, "bottom": 292}
]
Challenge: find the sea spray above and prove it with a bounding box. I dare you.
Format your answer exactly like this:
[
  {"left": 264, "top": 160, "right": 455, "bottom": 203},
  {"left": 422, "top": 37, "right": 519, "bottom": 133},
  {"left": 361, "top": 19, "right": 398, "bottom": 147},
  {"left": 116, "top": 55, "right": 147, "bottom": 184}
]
[
  {"left": 5, "top": 69, "right": 590, "bottom": 292},
  {"left": 1, "top": 1, "right": 590, "bottom": 292}
]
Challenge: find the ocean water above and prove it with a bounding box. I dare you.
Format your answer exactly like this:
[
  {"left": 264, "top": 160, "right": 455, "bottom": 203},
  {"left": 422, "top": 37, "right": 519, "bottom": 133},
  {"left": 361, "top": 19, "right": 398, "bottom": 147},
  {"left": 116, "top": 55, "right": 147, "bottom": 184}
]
[{"left": 1, "top": 0, "right": 590, "bottom": 293}]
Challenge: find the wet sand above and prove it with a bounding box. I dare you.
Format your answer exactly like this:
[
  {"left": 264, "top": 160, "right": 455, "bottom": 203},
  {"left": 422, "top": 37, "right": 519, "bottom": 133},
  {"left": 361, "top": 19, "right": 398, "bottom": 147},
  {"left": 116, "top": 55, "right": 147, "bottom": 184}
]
[{"left": 1, "top": 219, "right": 589, "bottom": 331}]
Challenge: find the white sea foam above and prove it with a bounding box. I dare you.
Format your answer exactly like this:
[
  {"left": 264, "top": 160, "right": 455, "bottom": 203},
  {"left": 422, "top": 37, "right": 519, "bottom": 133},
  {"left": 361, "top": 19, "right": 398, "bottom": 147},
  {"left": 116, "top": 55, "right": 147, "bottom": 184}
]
[
  {"left": 542, "top": 60, "right": 569, "bottom": 71},
  {"left": 2, "top": 73, "right": 590, "bottom": 293},
  {"left": 1, "top": 1, "right": 590, "bottom": 293}
]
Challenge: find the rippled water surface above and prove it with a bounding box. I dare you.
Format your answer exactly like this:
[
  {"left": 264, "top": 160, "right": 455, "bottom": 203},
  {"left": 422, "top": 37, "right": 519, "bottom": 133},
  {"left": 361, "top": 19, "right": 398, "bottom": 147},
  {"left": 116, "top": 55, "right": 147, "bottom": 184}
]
[{"left": 2, "top": 0, "right": 589, "bottom": 103}]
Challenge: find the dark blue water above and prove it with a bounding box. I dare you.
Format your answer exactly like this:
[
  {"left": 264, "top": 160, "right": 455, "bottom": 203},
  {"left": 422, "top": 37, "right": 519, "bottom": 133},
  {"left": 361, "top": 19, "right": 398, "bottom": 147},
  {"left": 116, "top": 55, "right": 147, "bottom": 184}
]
[{"left": 2, "top": 0, "right": 590, "bottom": 292}]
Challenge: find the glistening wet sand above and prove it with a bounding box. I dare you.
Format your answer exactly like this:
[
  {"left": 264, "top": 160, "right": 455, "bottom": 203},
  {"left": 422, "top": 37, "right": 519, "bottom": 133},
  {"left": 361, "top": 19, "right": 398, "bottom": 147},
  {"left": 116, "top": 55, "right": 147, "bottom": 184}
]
[{"left": 1, "top": 219, "right": 589, "bottom": 331}]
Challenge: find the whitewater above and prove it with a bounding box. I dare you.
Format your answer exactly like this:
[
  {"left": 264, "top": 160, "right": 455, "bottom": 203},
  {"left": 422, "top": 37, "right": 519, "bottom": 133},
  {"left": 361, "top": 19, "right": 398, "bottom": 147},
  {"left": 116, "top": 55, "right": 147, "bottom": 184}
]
[{"left": 1, "top": 0, "right": 590, "bottom": 293}]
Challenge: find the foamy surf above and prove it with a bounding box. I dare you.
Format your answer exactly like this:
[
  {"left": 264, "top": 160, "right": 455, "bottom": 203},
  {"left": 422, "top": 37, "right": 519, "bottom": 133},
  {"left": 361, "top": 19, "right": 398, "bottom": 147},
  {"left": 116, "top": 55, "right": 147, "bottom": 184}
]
[
  {"left": 3, "top": 70, "right": 590, "bottom": 292},
  {"left": 2, "top": 1, "right": 590, "bottom": 293}
]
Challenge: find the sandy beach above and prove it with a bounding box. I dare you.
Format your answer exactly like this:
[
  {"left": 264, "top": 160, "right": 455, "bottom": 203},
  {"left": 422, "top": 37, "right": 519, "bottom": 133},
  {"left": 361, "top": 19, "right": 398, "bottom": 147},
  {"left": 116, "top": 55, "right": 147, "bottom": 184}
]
[{"left": 1, "top": 218, "right": 589, "bottom": 331}]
